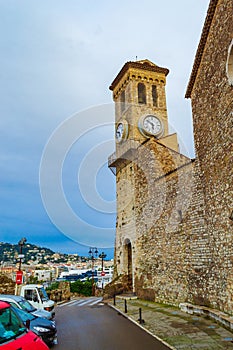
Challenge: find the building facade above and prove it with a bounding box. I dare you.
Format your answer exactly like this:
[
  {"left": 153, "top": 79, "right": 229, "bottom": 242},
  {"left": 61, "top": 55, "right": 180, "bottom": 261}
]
[
  {"left": 185, "top": 0, "right": 233, "bottom": 312},
  {"left": 108, "top": 0, "right": 233, "bottom": 313}
]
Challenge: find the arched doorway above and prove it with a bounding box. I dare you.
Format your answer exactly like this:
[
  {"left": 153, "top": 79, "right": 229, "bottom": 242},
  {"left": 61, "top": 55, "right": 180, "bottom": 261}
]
[{"left": 123, "top": 239, "right": 133, "bottom": 289}]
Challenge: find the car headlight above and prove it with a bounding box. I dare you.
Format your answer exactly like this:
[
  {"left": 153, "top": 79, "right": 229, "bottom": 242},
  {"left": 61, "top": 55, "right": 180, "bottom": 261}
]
[{"left": 33, "top": 326, "right": 50, "bottom": 333}]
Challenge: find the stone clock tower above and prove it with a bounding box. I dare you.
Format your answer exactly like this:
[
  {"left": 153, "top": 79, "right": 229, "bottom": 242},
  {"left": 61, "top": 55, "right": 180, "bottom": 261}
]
[{"left": 108, "top": 59, "right": 181, "bottom": 291}]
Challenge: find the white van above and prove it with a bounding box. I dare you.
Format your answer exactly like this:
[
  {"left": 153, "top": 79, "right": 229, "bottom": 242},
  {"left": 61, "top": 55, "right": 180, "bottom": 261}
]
[{"left": 18, "top": 284, "right": 55, "bottom": 319}]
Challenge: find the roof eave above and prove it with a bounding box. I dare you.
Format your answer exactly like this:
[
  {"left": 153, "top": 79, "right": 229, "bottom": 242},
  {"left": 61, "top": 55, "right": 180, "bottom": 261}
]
[
  {"left": 109, "top": 61, "right": 169, "bottom": 91},
  {"left": 185, "top": 0, "right": 219, "bottom": 98}
]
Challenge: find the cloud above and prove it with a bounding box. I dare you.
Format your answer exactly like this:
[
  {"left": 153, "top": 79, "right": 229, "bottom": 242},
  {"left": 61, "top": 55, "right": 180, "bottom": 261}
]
[{"left": 0, "top": 0, "right": 210, "bottom": 253}]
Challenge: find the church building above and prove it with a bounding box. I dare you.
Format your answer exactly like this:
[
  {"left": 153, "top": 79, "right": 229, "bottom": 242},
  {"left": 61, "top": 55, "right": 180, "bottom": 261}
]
[{"left": 108, "top": 0, "right": 232, "bottom": 313}]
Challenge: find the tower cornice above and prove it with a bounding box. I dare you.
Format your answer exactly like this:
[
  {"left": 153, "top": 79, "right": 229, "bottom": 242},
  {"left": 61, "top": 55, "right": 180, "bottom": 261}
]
[{"left": 109, "top": 60, "right": 169, "bottom": 91}]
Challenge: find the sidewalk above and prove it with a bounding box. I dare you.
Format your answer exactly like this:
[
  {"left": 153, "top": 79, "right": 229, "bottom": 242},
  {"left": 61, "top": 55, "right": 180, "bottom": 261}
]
[{"left": 107, "top": 297, "right": 233, "bottom": 349}]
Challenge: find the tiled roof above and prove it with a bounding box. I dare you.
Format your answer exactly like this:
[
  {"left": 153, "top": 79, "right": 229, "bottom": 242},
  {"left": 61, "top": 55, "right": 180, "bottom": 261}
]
[
  {"left": 109, "top": 60, "right": 169, "bottom": 91},
  {"left": 185, "top": 0, "right": 219, "bottom": 98}
]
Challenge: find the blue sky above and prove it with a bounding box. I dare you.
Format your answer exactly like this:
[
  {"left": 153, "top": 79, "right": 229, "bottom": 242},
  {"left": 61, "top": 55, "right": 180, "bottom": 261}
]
[{"left": 0, "top": 0, "right": 210, "bottom": 258}]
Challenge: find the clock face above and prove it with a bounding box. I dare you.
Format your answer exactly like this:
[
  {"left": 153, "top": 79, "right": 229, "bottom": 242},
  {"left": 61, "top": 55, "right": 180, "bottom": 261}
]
[
  {"left": 116, "top": 123, "right": 124, "bottom": 142},
  {"left": 138, "top": 114, "right": 163, "bottom": 137},
  {"left": 115, "top": 120, "right": 128, "bottom": 143}
]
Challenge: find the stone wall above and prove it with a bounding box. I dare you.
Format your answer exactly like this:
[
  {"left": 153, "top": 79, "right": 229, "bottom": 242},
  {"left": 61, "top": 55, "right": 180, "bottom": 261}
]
[
  {"left": 47, "top": 281, "right": 70, "bottom": 302},
  {"left": 0, "top": 274, "right": 15, "bottom": 295},
  {"left": 112, "top": 0, "right": 233, "bottom": 314},
  {"left": 129, "top": 0, "right": 233, "bottom": 314},
  {"left": 132, "top": 140, "right": 209, "bottom": 305},
  {"left": 190, "top": 0, "right": 233, "bottom": 313}
]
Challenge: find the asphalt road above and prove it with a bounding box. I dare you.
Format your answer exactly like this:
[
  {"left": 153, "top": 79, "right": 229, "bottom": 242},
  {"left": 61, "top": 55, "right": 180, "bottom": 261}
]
[{"left": 54, "top": 297, "right": 171, "bottom": 350}]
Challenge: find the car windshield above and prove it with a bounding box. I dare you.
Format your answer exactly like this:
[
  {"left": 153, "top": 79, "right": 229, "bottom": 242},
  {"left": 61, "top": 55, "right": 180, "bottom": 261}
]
[
  {"left": 12, "top": 306, "right": 36, "bottom": 322},
  {"left": 0, "top": 306, "right": 26, "bottom": 344},
  {"left": 18, "top": 299, "right": 36, "bottom": 313},
  {"left": 38, "top": 287, "right": 49, "bottom": 301}
]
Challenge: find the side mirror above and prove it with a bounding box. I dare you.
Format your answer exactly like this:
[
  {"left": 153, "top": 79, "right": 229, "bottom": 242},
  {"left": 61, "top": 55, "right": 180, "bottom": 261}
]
[{"left": 25, "top": 319, "right": 30, "bottom": 329}]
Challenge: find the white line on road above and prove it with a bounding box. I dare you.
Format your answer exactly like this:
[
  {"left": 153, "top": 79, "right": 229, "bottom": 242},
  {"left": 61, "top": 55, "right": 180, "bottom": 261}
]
[
  {"left": 76, "top": 298, "right": 97, "bottom": 307},
  {"left": 58, "top": 299, "right": 83, "bottom": 307},
  {"left": 89, "top": 297, "right": 103, "bottom": 306},
  {"left": 58, "top": 297, "right": 103, "bottom": 308},
  {"left": 67, "top": 299, "right": 87, "bottom": 307}
]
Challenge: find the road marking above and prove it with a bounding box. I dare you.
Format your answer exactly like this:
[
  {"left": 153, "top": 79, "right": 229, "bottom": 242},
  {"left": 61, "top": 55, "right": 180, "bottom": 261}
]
[
  {"left": 77, "top": 298, "right": 97, "bottom": 307},
  {"left": 58, "top": 297, "right": 103, "bottom": 308},
  {"left": 57, "top": 299, "right": 82, "bottom": 307},
  {"left": 67, "top": 299, "right": 86, "bottom": 307},
  {"left": 58, "top": 299, "right": 80, "bottom": 307},
  {"left": 89, "top": 297, "right": 103, "bottom": 306}
]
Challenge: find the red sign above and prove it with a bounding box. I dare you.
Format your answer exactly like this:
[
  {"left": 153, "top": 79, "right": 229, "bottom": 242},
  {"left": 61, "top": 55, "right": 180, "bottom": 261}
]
[
  {"left": 16, "top": 270, "right": 23, "bottom": 285},
  {"left": 101, "top": 271, "right": 106, "bottom": 276}
]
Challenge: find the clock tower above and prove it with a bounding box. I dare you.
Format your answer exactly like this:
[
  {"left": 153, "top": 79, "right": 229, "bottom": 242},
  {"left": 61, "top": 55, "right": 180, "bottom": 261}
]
[{"left": 108, "top": 59, "right": 180, "bottom": 291}]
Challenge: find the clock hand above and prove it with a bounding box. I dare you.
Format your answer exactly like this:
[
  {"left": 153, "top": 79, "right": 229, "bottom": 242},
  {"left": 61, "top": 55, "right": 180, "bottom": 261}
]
[{"left": 145, "top": 120, "right": 153, "bottom": 128}]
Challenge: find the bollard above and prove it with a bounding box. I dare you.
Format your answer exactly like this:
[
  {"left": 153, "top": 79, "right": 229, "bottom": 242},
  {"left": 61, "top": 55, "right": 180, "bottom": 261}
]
[
  {"left": 124, "top": 299, "right": 127, "bottom": 313},
  {"left": 138, "top": 307, "right": 145, "bottom": 324},
  {"left": 113, "top": 294, "right": 116, "bottom": 306}
]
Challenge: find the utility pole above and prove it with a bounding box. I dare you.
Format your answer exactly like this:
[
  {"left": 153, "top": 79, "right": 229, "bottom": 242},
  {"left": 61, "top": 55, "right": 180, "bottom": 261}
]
[{"left": 18, "top": 237, "right": 27, "bottom": 271}]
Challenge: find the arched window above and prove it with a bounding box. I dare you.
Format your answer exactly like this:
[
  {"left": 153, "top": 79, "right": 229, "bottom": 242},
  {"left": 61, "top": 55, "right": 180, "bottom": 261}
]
[
  {"left": 226, "top": 39, "right": 233, "bottom": 86},
  {"left": 152, "top": 85, "right": 158, "bottom": 107},
  {"left": 120, "top": 90, "right": 125, "bottom": 112},
  {"left": 138, "top": 83, "right": 146, "bottom": 104},
  {"left": 123, "top": 238, "right": 132, "bottom": 287}
]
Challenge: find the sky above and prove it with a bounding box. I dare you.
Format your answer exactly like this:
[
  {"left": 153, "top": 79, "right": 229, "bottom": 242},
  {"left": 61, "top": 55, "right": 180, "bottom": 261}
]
[{"left": 0, "top": 0, "right": 210, "bottom": 258}]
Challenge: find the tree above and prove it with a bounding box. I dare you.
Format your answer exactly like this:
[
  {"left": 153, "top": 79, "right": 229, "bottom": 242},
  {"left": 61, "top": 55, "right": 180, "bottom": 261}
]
[{"left": 70, "top": 280, "right": 92, "bottom": 296}]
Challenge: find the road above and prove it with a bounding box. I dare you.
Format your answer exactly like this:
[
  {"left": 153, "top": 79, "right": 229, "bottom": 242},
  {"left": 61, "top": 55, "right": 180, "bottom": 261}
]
[{"left": 54, "top": 297, "right": 171, "bottom": 350}]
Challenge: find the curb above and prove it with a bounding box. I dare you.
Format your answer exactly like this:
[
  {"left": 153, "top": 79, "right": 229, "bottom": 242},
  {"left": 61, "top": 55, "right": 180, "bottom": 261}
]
[
  {"left": 180, "top": 302, "right": 233, "bottom": 331},
  {"left": 107, "top": 303, "right": 176, "bottom": 350}
]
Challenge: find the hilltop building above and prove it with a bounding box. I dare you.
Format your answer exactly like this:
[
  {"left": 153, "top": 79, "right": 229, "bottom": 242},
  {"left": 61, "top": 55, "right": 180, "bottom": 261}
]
[{"left": 108, "top": 0, "right": 233, "bottom": 313}]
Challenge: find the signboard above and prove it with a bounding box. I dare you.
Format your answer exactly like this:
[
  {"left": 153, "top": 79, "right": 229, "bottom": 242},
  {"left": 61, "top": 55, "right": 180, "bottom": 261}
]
[
  {"left": 16, "top": 270, "right": 23, "bottom": 285},
  {"left": 18, "top": 254, "right": 25, "bottom": 259}
]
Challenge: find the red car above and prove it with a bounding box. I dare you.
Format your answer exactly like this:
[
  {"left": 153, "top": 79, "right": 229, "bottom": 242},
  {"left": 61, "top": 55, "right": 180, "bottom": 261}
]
[{"left": 0, "top": 301, "right": 49, "bottom": 349}]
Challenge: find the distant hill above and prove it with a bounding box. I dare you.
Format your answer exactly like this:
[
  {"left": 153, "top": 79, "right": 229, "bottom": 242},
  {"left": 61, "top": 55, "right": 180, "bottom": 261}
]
[{"left": 0, "top": 242, "right": 80, "bottom": 264}]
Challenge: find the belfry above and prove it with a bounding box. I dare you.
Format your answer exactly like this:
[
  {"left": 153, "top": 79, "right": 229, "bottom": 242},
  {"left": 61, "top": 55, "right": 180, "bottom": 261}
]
[{"left": 108, "top": 59, "right": 190, "bottom": 293}]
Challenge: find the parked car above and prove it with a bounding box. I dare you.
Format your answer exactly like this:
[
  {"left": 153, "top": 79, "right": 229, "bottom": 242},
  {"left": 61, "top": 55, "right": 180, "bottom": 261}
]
[
  {"left": 0, "top": 300, "right": 49, "bottom": 349},
  {"left": 0, "top": 295, "right": 52, "bottom": 320},
  {"left": 12, "top": 306, "right": 57, "bottom": 347}
]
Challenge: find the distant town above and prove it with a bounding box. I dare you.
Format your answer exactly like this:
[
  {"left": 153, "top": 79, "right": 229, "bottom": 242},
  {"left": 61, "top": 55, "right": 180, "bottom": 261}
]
[
  {"left": 0, "top": 241, "right": 82, "bottom": 264},
  {"left": 0, "top": 241, "right": 113, "bottom": 289}
]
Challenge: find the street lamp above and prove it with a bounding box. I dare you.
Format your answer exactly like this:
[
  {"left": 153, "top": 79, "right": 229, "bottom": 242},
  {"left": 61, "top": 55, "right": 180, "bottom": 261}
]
[
  {"left": 18, "top": 237, "right": 27, "bottom": 271},
  {"left": 99, "top": 252, "right": 107, "bottom": 289},
  {"left": 88, "top": 247, "right": 98, "bottom": 296}
]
